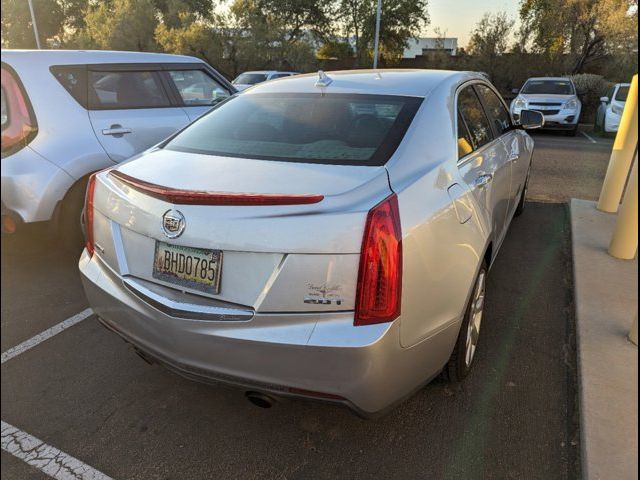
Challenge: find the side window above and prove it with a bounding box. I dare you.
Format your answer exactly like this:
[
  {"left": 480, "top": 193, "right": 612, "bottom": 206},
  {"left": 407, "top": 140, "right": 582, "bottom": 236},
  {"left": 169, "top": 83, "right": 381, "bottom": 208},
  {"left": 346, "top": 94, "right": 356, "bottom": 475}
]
[
  {"left": 167, "top": 70, "right": 230, "bottom": 106},
  {"left": 88, "top": 71, "right": 171, "bottom": 109},
  {"left": 50, "top": 65, "right": 87, "bottom": 107},
  {"left": 270, "top": 73, "right": 290, "bottom": 79},
  {"left": 458, "top": 87, "right": 493, "bottom": 150},
  {"left": 457, "top": 112, "right": 474, "bottom": 159},
  {"left": 475, "top": 84, "right": 512, "bottom": 136}
]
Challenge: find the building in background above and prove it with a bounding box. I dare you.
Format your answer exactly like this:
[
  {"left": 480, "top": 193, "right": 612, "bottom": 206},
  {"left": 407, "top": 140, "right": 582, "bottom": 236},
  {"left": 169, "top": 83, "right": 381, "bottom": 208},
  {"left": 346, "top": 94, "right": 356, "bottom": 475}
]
[{"left": 403, "top": 38, "right": 458, "bottom": 58}]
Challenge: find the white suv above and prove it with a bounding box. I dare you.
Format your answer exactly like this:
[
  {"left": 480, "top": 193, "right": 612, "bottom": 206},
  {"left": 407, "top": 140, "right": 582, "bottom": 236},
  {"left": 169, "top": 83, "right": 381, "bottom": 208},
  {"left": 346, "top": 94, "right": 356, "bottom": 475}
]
[
  {"left": 595, "top": 83, "right": 630, "bottom": 133},
  {"left": 1, "top": 50, "right": 234, "bottom": 243},
  {"left": 511, "top": 77, "right": 582, "bottom": 136}
]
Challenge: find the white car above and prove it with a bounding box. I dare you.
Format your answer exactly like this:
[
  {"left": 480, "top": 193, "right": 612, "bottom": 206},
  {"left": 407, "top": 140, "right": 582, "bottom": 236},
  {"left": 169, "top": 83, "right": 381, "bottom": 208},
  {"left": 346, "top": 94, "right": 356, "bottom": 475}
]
[
  {"left": 232, "top": 71, "right": 299, "bottom": 91},
  {"left": 511, "top": 77, "right": 581, "bottom": 135},
  {"left": 1, "top": 50, "right": 234, "bottom": 242},
  {"left": 79, "top": 69, "right": 542, "bottom": 415},
  {"left": 595, "top": 83, "right": 630, "bottom": 133}
]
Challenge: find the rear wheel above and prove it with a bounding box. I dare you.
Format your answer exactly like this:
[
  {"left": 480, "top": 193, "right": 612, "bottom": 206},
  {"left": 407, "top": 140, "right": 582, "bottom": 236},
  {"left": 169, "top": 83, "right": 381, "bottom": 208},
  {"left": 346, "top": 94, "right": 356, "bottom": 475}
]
[
  {"left": 57, "top": 178, "right": 88, "bottom": 252},
  {"left": 445, "top": 262, "right": 487, "bottom": 382}
]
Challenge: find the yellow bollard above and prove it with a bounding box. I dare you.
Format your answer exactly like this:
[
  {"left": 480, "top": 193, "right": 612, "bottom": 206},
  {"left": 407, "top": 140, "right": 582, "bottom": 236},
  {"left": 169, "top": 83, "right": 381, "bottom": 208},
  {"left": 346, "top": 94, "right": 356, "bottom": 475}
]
[
  {"left": 597, "top": 74, "right": 639, "bottom": 213},
  {"left": 630, "top": 313, "right": 638, "bottom": 346},
  {"left": 609, "top": 153, "right": 638, "bottom": 259}
]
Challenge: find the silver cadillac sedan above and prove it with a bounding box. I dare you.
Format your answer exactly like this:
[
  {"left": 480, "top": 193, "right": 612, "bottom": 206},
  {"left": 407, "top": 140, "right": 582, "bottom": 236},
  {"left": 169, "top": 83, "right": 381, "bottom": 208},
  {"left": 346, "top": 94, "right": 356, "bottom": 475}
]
[{"left": 79, "top": 70, "right": 542, "bottom": 416}]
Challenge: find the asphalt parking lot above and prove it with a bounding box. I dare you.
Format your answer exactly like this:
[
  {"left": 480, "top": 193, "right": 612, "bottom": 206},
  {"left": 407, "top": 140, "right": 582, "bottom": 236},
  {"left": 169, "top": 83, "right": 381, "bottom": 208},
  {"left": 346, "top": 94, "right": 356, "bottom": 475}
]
[{"left": 1, "top": 128, "right": 613, "bottom": 479}]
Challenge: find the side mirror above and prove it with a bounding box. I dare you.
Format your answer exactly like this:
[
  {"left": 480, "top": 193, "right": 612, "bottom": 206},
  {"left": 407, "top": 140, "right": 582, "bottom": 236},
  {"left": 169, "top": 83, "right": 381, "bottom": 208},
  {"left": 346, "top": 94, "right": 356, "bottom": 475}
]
[
  {"left": 600, "top": 96, "right": 610, "bottom": 103},
  {"left": 512, "top": 88, "right": 520, "bottom": 95},
  {"left": 519, "top": 109, "right": 544, "bottom": 130}
]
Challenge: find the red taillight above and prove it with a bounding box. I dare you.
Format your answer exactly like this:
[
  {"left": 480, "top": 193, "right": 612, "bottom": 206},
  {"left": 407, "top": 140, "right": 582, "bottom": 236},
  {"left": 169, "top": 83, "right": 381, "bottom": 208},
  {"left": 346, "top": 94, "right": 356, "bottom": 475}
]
[
  {"left": 84, "top": 172, "right": 98, "bottom": 257},
  {"left": 1, "top": 66, "right": 37, "bottom": 155},
  {"left": 354, "top": 194, "right": 403, "bottom": 326}
]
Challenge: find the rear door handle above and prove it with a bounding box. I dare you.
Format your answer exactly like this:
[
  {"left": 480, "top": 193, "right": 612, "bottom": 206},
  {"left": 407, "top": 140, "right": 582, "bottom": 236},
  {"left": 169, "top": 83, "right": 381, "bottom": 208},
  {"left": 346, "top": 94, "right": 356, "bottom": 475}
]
[
  {"left": 102, "top": 126, "right": 132, "bottom": 136},
  {"left": 474, "top": 173, "right": 493, "bottom": 188}
]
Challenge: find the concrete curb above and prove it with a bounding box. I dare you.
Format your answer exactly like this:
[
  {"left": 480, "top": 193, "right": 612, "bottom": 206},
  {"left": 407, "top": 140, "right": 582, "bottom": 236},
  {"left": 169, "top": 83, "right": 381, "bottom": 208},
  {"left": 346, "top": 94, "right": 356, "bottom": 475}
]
[{"left": 570, "top": 199, "right": 638, "bottom": 479}]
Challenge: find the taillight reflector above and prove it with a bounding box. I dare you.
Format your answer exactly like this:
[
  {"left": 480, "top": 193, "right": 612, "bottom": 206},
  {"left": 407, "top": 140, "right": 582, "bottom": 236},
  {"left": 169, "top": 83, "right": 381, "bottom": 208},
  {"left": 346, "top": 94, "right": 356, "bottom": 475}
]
[
  {"left": 1, "top": 66, "right": 37, "bottom": 155},
  {"left": 109, "top": 170, "right": 324, "bottom": 206},
  {"left": 84, "top": 172, "right": 98, "bottom": 257},
  {"left": 354, "top": 194, "right": 403, "bottom": 326}
]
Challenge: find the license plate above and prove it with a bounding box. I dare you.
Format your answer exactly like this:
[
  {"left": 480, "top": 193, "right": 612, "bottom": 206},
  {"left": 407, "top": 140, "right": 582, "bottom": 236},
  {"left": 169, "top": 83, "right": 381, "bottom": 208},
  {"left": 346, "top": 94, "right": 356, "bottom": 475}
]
[{"left": 152, "top": 241, "right": 222, "bottom": 294}]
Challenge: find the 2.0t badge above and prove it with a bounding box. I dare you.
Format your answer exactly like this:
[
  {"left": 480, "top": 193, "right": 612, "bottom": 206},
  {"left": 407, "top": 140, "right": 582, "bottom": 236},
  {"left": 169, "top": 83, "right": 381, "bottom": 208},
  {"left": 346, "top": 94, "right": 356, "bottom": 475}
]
[{"left": 161, "top": 209, "right": 186, "bottom": 238}]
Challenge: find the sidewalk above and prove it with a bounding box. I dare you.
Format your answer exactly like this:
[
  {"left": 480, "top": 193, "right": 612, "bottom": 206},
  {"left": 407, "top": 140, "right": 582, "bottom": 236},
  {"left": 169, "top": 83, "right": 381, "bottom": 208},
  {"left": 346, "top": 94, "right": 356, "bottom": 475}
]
[{"left": 570, "top": 199, "right": 638, "bottom": 480}]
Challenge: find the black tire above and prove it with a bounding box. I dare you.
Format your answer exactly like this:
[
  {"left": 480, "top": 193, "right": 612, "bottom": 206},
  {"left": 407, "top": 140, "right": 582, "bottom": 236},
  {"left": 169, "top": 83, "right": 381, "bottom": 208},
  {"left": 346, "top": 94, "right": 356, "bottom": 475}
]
[
  {"left": 594, "top": 117, "right": 602, "bottom": 134},
  {"left": 57, "top": 178, "right": 89, "bottom": 252},
  {"left": 514, "top": 168, "right": 530, "bottom": 217},
  {"left": 445, "top": 262, "right": 488, "bottom": 382}
]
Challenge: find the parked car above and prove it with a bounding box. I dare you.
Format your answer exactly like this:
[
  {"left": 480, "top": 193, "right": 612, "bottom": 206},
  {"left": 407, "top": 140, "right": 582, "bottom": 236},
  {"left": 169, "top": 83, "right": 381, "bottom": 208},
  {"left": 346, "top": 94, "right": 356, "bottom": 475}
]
[
  {"left": 595, "top": 83, "right": 630, "bottom": 133},
  {"left": 511, "top": 77, "right": 581, "bottom": 135},
  {"left": 1, "top": 50, "right": 235, "bottom": 242},
  {"left": 79, "top": 70, "right": 542, "bottom": 416},
  {"left": 232, "top": 71, "right": 299, "bottom": 91}
]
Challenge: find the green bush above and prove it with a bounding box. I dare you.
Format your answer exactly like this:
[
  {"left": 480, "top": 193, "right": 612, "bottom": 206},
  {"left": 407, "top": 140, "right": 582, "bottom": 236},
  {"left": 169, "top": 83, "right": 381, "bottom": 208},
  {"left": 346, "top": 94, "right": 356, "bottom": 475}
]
[{"left": 569, "top": 73, "right": 612, "bottom": 123}]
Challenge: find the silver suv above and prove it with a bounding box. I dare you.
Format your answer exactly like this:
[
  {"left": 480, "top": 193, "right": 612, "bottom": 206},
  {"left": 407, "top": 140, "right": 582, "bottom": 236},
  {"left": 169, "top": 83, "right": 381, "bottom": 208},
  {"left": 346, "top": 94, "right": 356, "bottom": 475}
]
[
  {"left": 1, "top": 50, "right": 234, "bottom": 243},
  {"left": 510, "top": 77, "right": 582, "bottom": 136}
]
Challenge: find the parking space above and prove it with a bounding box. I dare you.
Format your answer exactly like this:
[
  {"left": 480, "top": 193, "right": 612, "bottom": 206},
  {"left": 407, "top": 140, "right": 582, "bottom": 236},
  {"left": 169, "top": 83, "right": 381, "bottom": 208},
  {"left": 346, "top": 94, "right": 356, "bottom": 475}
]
[
  {"left": 527, "top": 129, "right": 613, "bottom": 203},
  {"left": 1, "top": 127, "right": 611, "bottom": 479}
]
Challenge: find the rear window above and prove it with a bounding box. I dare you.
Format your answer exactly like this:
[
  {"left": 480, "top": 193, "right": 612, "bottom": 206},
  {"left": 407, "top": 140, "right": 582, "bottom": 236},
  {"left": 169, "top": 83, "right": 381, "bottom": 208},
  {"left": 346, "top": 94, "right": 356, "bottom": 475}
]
[
  {"left": 163, "top": 93, "right": 422, "bottom": 166},
  {"left": 522, "top": 80, "right": 574, "bottom": 95},
  {"left": 168, "top": 69, "right": 230, "bottom": 106},
  {"left": 88, "top": 71, "right": 171, "bottom": 109},
  {"left": 615, "top": 86, "right": 630, "bottom": 102},
  {"left": 233, "top": 73, "right": 268, "bottom": 85},
  {"left": 50, "top": 65, "right": 87, "bottom": 107}
]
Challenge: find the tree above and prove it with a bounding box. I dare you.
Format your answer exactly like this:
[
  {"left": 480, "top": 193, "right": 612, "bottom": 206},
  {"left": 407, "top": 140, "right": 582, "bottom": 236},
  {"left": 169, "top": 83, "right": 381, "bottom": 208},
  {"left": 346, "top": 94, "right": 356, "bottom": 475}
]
[
  {"left": 1, "top": 0, "right": 64, "bottom": 48},
  {"left": 79, "top": 0, "right": 159, "bottom": 51},
  {"left": 155, "top": 12, "right": 227, "bottom": 70},
  {"left": 337, "top": 0, "right": 429, "bottom": 66},
  {"left": 317, "top": 41, "right": 354, "bottom": 60},
  {"left": 518, "top": 0, "right": 638, "bottom": 73},
  {"left": 467, "top": 12, "right": 515, "bottom": 79}
]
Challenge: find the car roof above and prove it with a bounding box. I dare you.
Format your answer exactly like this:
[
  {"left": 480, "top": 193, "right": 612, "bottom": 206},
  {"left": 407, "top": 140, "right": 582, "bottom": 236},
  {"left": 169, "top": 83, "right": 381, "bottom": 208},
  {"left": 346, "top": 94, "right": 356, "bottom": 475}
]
[
  {"left": 525, "top": 77, "right": 573, "bottom": 82},
  {"left": 0, "top": 49, "right": 202, "bottom": 66},
  {"left": 244, "top": 69, "right": 484, "bottom": 97},
  {"left": 238, "top": 71, "right": 294, "bottom": 75}
]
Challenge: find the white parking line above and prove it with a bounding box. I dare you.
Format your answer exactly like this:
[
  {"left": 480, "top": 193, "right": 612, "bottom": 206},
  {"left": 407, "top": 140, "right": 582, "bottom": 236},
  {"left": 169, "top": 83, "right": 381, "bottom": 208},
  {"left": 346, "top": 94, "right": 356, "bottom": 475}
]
[
  {"left": 1, "top": 309, "right": 93, "bottom": 364},
  {"left": 581, "top": 131, "right": 598, "bottom": 144},
  {"left": 1, "top": 420, "right": 113, "bottom": 480}
]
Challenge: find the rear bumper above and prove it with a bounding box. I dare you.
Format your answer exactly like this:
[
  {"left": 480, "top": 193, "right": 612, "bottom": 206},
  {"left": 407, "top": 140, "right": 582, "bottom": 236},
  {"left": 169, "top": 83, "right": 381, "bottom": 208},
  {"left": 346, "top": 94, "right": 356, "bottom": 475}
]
[{"left": 79, "top": 250, "right": 457, "bottom": 415}]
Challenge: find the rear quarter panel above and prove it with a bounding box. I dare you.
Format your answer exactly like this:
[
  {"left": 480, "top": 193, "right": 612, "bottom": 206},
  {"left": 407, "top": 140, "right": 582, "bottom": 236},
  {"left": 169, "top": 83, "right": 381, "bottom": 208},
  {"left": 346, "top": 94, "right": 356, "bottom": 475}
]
[
  {"left": 386, "top": 77, "right": 491, "bottom": 349},
  {"left": 6, "top": 56, "right": 115, "bottom": 180}
]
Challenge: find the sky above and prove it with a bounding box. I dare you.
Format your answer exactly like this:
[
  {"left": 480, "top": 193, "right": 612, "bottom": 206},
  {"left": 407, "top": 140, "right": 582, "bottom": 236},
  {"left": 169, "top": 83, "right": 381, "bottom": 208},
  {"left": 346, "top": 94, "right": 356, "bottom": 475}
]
[{"left": 425, "top": 0, "right": 521, "bottom": 47}]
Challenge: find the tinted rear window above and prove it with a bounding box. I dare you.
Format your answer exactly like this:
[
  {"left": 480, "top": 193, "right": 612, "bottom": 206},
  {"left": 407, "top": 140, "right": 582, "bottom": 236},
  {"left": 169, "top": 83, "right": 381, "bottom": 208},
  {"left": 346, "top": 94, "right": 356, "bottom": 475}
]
[
  {"left": 615, "top": 86, "right": 630, "bottom": 101},
  {"left": 88, "top": 71, "right": 171, "bottom": 109},
  {"left": 164, "top": 93, "right": 422, "bottom": 166},
  {"left": 233, "top": 73, "right": 268, "bottom": 85},
  {"left": 522, "top": 80, "right": 574, "bottom": 95},
  {"left": 51, "top": 65, "right": 87, "bottom": 107}
]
